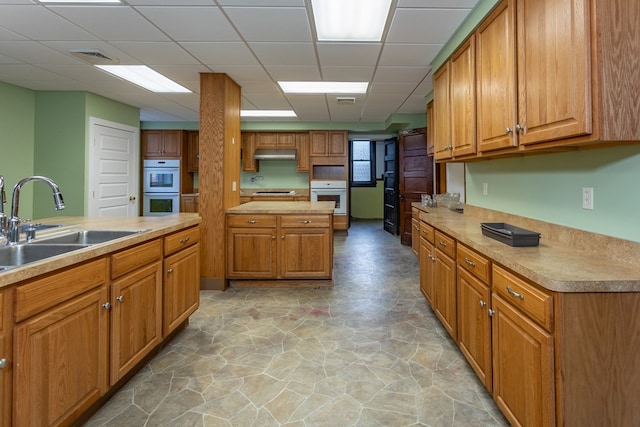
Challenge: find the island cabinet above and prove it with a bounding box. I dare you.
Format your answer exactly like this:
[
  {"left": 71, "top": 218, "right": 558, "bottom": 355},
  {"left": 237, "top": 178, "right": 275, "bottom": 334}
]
[
  {"left": 227, "top": 212, "right": 333, "bottom": 283},
  {"left": 13, "top": 258, "right": 110, "bottom": 427},
  {"left": 109, "top": 240, "right": 163, "bottom": 385},
  {"left": 163, "top": 226, "right": 200, "bottom": 336},
  {"left": 433, "top": 230, "right": 457, "bottom": 340},
  {"left": 0, "top": 288, "right": 12, "bottom": 427}
]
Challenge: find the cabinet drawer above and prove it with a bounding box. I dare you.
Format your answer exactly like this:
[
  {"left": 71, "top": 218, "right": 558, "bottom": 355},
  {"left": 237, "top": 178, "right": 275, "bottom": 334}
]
[
  {"left": 412, "top": 207, "right": 419, "bottom": 219},
  {"left": 280, "top": 215, "right": 331, "bottom": 228},
  {"left": 434, "top": 230, "right": 456, "bottom": 259},
  {"left": 457, "top": 243, "right": 490, "bottom": 284},
  {"left": 227, "top": 214, "right": 277, "bottom": 228},
  {"left": 493, "top": 265, "right": 553, "bottom": 331},
  {"left": 419, "top": 221, "right": 435, "bottom": 244},
  {"left": 164, "top": 226, "right": 200, "bottom": 256},
  {"left": 15, "top": 258, "right": 107, "bottom": 322},
  {"left": 112, "top": 239, "right": 162, "bottom": 279}
]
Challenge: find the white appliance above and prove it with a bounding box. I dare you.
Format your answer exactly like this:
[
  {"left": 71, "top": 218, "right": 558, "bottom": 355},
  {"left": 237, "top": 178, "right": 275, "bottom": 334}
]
[
  {"left": 310, "top": 180, "right": 347, "bottom": 215},
  {"left": 143, "top": 159, "right": 180, "bottom": 216}
]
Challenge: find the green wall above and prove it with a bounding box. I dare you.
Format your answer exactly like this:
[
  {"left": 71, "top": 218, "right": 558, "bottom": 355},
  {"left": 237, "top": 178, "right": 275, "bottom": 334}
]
[
  {"left": 466, "top": 145, "right": 640, "bottom": 241},
  {"left": 351, "top": 181, "right": 384, "bottom": 219},
  {"left": 240, "top": 160, "right": 309, "bottom": 189},
  {"left": 0, "top": 82, "right": 36, "bottom": 217}
]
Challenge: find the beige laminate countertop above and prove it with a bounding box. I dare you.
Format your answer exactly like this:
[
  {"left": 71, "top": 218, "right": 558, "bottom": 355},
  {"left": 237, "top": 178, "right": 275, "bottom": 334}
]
[
  {"left": 227, "top": 201, "right": 335, "bottom": 215},
  {"left": 413, "top": 204, "right": 640, "bottom": 293},
  {"left": 0, "top": 213, "right": 200, "bottom": 289}
]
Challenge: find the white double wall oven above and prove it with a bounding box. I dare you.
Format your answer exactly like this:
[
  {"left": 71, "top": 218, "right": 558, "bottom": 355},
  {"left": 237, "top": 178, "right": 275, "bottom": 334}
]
[{"left": 142, "top": 159, "right": 180, "bottom": 216}]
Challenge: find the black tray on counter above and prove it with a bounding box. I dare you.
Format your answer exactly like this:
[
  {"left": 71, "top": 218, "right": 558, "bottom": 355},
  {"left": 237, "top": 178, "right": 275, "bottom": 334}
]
[{"left": 480, "top": 222, "right": 541, "bottom": 247}]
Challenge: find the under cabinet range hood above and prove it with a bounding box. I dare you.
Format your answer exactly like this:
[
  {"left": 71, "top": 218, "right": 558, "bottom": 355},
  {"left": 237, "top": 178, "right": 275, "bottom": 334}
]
[{"left": 253, "top": 149, "right": 297, "bottom": 160}]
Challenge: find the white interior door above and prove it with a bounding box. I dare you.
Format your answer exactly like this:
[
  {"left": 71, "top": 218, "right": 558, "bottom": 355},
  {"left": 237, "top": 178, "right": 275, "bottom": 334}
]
[{"left": 88, "top": 118, "right": 139, "bottom": 216}]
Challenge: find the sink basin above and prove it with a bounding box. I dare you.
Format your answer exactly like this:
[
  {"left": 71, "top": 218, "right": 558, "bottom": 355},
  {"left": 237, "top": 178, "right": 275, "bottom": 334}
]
[
  {"left": 0, "top": 243, "right": 90, "bottom": 268},
  {"left": 32, "top": 229, "right": 147, "bottom": 245}
]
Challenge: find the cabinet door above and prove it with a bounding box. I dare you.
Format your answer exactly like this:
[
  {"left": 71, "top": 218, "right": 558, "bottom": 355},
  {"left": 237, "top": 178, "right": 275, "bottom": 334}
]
[
  {"left": 242, "top": 132, "right": 258, "bottom": 172},
  {"left": 457, "top": 267, "right": 492, "bottom": 391},
  {"left": 310, "top": 131, "right": 328, "bottom": 156},
  {"left": 110, "top": 261, "right": 163, "bottom": 385},
  {"left": 476, "top": 0, "right": 518, "bottom": 152},
  {"left": 277, "top": 133, "right": 296, "bottom": 147},
  {"left": 142, "top": 130, "right": 163, "bottom": 157},
  {"left": 450, "top": 35, "right": 476, "bottom": 157},
  {"left": 278, "top": 228, "right": 332, "bottom": 279},
  {"left": 328, "top": 131, "right": 347, "bottom": 156},
  {"left": 181, "top": 195, "right": 197, "bottom": 213},
  {"left": 426, "top": 101, "right": 434, "bottom": 155},
  {"left": 419, "top": 238, "right": 435, "bottom": 306},
  {"left": 295, "top": 132, "right": 310, "bottom": 172},
  {"left": 164, "top": 243, "right": 200, "bottom": 336},
  {"left": 256, "top": 133, "right": 278, "bottom": 148},
  {"left": 0, "top": 289, "right": 11, "bottom": 427},
  {"left": 187, "top": 131, "right": 199, "bottom": 172},
  {"left": 517, "top": 0, "right": 591, "bottom": 145},
  {"left": 411, "top": 218, "right": 420, "bottom": 256},
  {"left": 492, "top": 293, "right": 555, "bottom": 427},
  {"left": 227, "top": 228, "right": 277, "bottom": 278},
  {"left": 433, "top": 62, "right": 452, "bottom": 160},
  {"left": 160, "top": 130, "right": 183, "bottom": 157},
  {"left": 13, "top": 286, "right": 109, "bottom": 427},
  {"left": 434, "top": 251, "right": 457, "bottom": 340}
]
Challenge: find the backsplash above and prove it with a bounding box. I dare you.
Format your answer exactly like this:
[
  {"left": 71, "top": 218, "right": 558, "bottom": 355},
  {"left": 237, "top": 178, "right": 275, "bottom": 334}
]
[{"left": 240, "top": 159, "right": 309, "bottom": 189}]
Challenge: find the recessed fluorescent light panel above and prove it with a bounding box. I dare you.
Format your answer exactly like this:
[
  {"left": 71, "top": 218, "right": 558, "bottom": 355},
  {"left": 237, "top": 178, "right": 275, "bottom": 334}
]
[
  {"left": 96, "top": 65, "right": 191, "bottom": 93},
  {"left": 279, "top": 81, "right": 368, "bottom": 94},
  {"left": 241, "top": 110, "right": 297, "bottom": 118},
  {"left": 311, "top": 0, "right": 392, "bottom": 41}
]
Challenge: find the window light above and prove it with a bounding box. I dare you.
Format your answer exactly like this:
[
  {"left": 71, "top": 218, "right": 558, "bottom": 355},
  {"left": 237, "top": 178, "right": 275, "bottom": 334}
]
[
  {"left": 241, "top": 110, "right": 297, "bottom": 118},
  {"left": 96, "top": 65, "right": 191, "bottom": 93},
  {"left": 311, "top": 0, "right": 392, "bottom": 41},
  {"left": 279, "top": 81, "right": 368, "bottom": 94}
]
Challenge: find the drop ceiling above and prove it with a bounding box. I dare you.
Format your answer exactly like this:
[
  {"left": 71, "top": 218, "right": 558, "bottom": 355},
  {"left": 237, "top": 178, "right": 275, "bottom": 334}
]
[{"left": 0, "top": 0, "right": 479, "bottom": 125}]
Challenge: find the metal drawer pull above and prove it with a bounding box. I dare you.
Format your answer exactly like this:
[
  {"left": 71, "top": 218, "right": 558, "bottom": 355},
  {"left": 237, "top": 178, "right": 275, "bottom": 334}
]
[
  {"left": 167, "top": 268, "right": 174, "bottom": 274},
  {"left": 299, "top": 220, "right": 311, "bottom": 224},
  {"left": 180, "top": 236, "right": 190, "bottom": 244},
  {"left": 479, "top": 300, "right": 486, "bottom": 308},
  {"left": 464, "top": 258, "right": 475, "bottom": 267},
  {"left": 0, "top": 358, "right": 8, "bottom": 369},
  {"left": 438, "top": 240, "right": 446, "bottom": 247},
  {"left": 247, "top": 220, "right": 258, "bottom": 224},
  {"left": 506, "top": 286, "right": 525, "bottom": 300}
]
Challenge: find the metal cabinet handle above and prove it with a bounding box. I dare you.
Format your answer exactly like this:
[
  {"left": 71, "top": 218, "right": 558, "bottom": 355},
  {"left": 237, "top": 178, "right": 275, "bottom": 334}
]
[
  {"left": 299, "top": 220, "right": 311, "bottom": 224},
  {"left": 438, "top": 240, "right": 447, "bottom": 247},
  {"left": 464, "top": 258, "right": 475, "bottom": 267},
  {"left": 414, "top": 225, "right": 420, "bottom": 231},
  {"left": 247, "top": 220, "right": 257, "bottom": 224},
  {"left": 488, "top": 309, "right": 495, "bottom": 316},
  {"left": 479, "top": 300, "right": 486, "bottom": 308},
  {"left": 116, "top": 295, "right": 124, "bottom": 303},
  {"left": 506, "top": 127, "right": 513, "bottom": 134},
  {"left": 102, "top": 302, "right": 111, "bottom": 310},
  {"left": 271, "top": 235, "right": 276, "bottom": 240},
  {"left": 281, "top": 235, "right": 285, "bottom": 240},
  {"left": 0, "top": 358, "right": 8, "bottom": 369},
  {"left": 506, "top": 286, "right": 525, "bottom": 300},
  {"left": 167, "top": 268, "right": 174, "bottom": 274},
  {"left": 515, "top": 123, "right": 523, "bottom": 132},
  {"left": 180, "top": 236, "right": 190, "bottom": 244}
]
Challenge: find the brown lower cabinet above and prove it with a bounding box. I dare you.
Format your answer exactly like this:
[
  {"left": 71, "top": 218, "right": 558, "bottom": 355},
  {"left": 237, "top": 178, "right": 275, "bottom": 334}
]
[
  {"left": 227, "top": 213, "right": 332, "bottom": 280},
  {"left": 417, "top": 207, "right": 640, "bottom": 426},
  {"left": 7, "top": 225, "right": 200, "bottom": 427}
]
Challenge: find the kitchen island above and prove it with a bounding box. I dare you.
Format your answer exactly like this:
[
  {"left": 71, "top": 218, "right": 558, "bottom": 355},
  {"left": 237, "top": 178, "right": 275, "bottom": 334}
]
[
  {"left": 226, "top": 201, "right": 334, "bottom": 287},
  {"left": 412, "top": 204, "right": 640, "bottom": 427},
  {"left": 0, "top": 214, "right": 201, "bottom": 427}
]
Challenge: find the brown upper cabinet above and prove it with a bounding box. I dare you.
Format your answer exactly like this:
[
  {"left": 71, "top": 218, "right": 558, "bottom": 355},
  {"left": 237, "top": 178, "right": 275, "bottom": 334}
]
[
  {"left": 256, "top": 132, "right": 296, "bottom": 149},
  {"left": 141, "top": 130, "right": 184, "bottom": 158},
  {"left": 433, "top": 0, "right": 640, "bottom": 161},
  {"left": 295, "top": 132, "right": 310, "bottom": 172},
  {"left": 309, "top": 131, "right": 347, "bottom": 157},
  {"left": 186, "top": 131, "right": 199, "bottom": 173}
]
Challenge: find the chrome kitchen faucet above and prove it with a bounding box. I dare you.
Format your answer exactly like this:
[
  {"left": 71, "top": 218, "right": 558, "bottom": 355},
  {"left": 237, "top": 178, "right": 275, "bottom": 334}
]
[{"left": 5, "top": 176, "right": 65, "bottom": 244}]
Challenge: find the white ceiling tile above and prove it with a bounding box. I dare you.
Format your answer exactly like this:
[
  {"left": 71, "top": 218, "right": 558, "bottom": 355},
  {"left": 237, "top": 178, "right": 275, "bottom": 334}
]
[
  {"left": 369, "top": 81, "right": 416, "bottom": 95},
  {"left": 128, "top": 0, "right": 215, "bottom": 5},
  {"left": 180, "top": 42, "right": 258, "bottom": 66},
  {"left": 49, "top": 6, "right": 170, "bottom": 41},
  {"left": 242, "top": 93, "right": 291, "bottom": 109},
  {"left": 263, "top": 65, "right": 321, "bottom": 81},
  {"left": 249, "top": 43, "right": 317, "bottom": 66},
  {"left": 236, "top": 80, "right": 281, "bottom": 94},
  {"left": 317, "top": 43, "right": 382, "bottom": 67},
  {"left": 223, "top": 7, "right": 312, "bottom": 42},
  {"left": 212, "top": 65, "right": 271, "bottom": 82},
  {"left": 379, "top": 43, "right": 443, "bottom": 67},
  {"left": 137, "top": 6, "right": 240, "bottom": 42},
  {"left": 397, "top": 0, "right": 480, "bottom": 8},
  {"left": 387, "top": 8, "right": 471, "bottom": 44},
  {"left": 110, "top": 42, "right": 200, "bottom": 65},
  {"left": 321, "top": 66, "right": 374, "bottom": 81},
  {"left": 374, "top": 66, "right": 431, "bottom": 83},
  {"left": 0, "top": 5, "right": 99, "bottom": 40},
  {"left": 0, "top": 26, "right": 27, "bottom": 41},
  {"left": 218, "top": 0, "right": 304, "bottom": 5},
  {"left": 0, "top": 41, "right": 80, "bottom": 65}
]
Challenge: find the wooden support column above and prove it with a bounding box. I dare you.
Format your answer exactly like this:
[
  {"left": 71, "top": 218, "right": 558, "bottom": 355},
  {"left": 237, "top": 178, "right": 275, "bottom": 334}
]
[{"left": 199, "top": 73, "right": 241, "bottom": 290}]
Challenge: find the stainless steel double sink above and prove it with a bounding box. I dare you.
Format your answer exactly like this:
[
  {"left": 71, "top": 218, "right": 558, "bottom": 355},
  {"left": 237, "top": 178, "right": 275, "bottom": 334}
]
[{"left": 0, "top": 229, "right": 148, "bottom": 271}]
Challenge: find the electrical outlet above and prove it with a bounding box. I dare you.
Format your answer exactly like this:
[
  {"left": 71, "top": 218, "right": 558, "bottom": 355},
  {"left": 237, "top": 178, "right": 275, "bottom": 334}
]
[
  {"left": 582, "top": 187, "right": 594, "bottom": 210},
  {"left": 482, "top": 182, "right": 488, "bottom": 196}
]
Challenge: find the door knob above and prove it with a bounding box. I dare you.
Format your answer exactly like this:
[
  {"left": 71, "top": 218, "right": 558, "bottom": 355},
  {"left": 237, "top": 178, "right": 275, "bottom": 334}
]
[{"left": 129, "top": 196, "right": 136, "bottom": 201}]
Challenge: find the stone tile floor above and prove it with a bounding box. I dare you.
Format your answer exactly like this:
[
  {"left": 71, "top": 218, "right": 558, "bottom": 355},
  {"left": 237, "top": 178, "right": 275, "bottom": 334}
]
[{"left": 85, "top": 220, "right": 509, "bottom": 426}]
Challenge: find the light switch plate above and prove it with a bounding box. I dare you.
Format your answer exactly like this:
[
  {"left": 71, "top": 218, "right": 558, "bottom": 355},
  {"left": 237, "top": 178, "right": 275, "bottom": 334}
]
[{"left": 582, "top": 187, "right": 594, "bottom": 210}]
